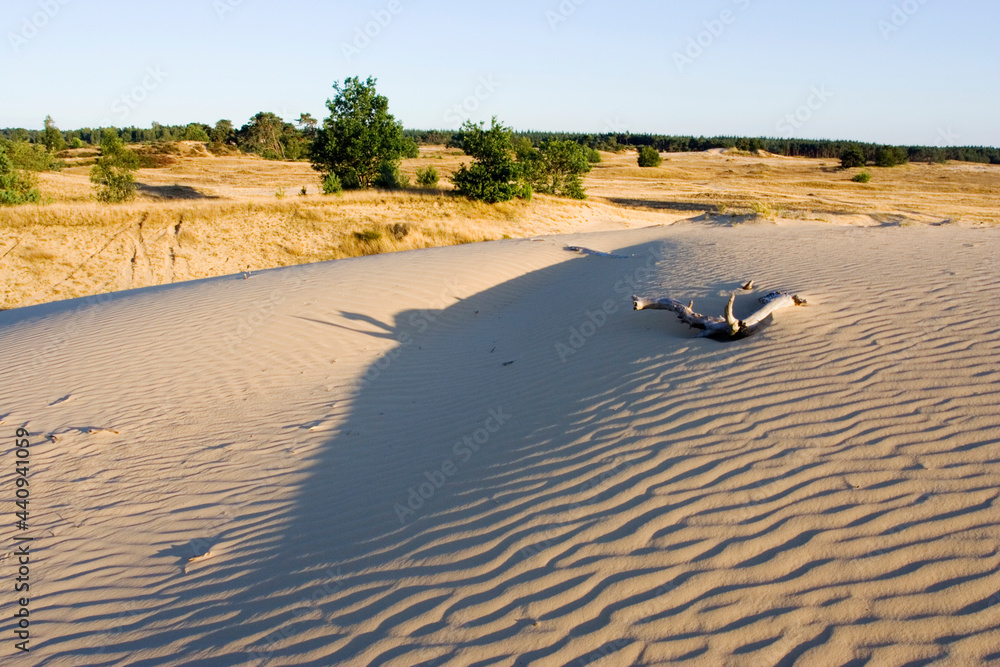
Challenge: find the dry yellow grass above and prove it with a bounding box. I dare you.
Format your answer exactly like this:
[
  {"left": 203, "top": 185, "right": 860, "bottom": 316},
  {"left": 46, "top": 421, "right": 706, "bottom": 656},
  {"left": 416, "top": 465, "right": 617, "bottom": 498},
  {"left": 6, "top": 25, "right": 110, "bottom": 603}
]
[
  {"left": 585, "top": 149, "right": 1000, "bottom": 225},
  {"left": 1, "top": 143, "right": 997, "bottom": 310},
  {"left": 0, "top": 186, "right": 652, "bottom": 309}
]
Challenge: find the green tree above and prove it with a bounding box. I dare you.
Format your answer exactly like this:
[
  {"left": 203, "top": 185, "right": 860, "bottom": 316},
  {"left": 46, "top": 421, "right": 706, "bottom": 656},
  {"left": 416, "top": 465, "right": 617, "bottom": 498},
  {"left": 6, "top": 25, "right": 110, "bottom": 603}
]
[
  {"left": 151, "top": 122, "right": 174, "bottom": 142},
  {"left": 840, "top": 145, "right": 866, "bottom": 169},
  {"left": 311, "top": 76, "right": 405, "bottom": 189},
  {"left": 210, "top": 119, "right": 235, "bottom": 144},
  {"left": 0, "top": 143, "right": 41, "bottom": 205},
  {"left": 534, "top": 140, "right": 591, "bottom": 199},
  {"left": 513, "top": 137, "right": 546, "bottom": 189},
  {"left": 875, "top": 145, "right": 908, "bottom": 168},
  {"left": 90, "top": 128, "right": 139, "bottom": 203},
  {"left": 637, "top": 146, "right": 662, "bottom": 167},
  {"left": 41, "top": 115, "right": 66, "bottom": 152},
  {"left": 297, "top": 113, "right": 318, "bottom": 138},
  {"left": 238, "top": 112, "right": 291, "bottom": 159},
  {"left": 183, "top": 123, "right": 211, "bottom": 142},
  {"left": 452, "top": 117, "right": 525, "bottom": 203}
]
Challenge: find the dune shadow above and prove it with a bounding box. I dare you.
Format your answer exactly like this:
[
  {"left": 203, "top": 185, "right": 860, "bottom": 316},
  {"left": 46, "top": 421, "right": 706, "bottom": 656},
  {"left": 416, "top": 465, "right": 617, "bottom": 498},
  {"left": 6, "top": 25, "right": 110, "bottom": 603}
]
[
  {"left": 137, "top": 183, "right": 218, "bottom": 200},
  {"left": 37, "top": 238, "right": 818, "bottom": 664},
  {"left": 247, "top": 239, "right": 795, "bottom": 662},
  {"left": 606, "top": 197, "right": 717, "bottom": 213}
]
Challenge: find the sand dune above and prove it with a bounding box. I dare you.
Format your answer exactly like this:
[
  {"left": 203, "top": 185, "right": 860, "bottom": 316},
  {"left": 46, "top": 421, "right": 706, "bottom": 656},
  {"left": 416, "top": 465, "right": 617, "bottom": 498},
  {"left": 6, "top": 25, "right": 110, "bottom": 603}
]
[{"left": 2, "top": 220, "right": 999, "bottom": 665}]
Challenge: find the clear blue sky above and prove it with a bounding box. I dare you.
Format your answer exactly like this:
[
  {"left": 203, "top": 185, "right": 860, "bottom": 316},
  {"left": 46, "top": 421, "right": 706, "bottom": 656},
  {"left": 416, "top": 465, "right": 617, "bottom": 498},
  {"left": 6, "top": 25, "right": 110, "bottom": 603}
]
[{"left": 3, "top": 0, "right": 998, "bottom": 146}]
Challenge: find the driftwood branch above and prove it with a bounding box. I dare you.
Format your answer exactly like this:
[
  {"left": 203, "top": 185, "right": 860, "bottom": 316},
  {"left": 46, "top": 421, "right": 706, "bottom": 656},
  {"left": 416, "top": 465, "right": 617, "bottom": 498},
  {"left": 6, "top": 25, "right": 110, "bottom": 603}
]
[
  {"left": 633, "top": 288, "right": 805, "bottom": 340},
  {"left": 564, "top": 246, "right": 632, "bottom": 259}
]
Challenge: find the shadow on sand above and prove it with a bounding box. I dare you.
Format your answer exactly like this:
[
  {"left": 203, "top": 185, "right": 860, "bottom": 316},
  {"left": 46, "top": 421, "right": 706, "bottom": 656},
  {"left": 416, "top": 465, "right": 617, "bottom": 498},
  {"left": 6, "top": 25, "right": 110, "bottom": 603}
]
[{"left": 45, "top": 238, "right": 793, "bottom": 665}]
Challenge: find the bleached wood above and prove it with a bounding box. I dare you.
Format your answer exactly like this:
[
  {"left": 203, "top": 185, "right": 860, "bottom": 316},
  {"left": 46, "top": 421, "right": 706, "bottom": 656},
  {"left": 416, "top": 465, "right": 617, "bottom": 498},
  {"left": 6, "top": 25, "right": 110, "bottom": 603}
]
[{"left": 633, "top": 290, "right": 805, "bottom": 339}]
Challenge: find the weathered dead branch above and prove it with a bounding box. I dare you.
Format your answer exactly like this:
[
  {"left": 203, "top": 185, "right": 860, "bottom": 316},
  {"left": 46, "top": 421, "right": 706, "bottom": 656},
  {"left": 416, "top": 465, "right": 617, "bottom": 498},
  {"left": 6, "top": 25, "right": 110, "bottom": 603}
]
[{"left": 633, "top": 288, "right": 806, "bottom": 340}]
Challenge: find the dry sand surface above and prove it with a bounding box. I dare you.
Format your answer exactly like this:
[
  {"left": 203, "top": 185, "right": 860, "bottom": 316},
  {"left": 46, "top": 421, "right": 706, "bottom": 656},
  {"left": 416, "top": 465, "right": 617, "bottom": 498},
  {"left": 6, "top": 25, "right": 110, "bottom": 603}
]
[{"left": 2, "top": 217, "right": 999, "bottom": 665}]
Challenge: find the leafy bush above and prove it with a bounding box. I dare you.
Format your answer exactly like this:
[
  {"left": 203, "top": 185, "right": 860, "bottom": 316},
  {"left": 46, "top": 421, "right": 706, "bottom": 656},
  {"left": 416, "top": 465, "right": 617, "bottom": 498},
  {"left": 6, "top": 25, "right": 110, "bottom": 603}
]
[
  {"left": 71, "top": 137, "right": 84, "bottom": 149},
  {"left": 402, "top": 137, "right": 420, "bottom": 159},
  {"left": 637, "top": 146, "right": 662, "bottom": 167},
  {"left": 89, "top": 128, "right": 139, "bottom": 203},
  {"left": 0, "top": 143, "right": 41, "bottom": 205},
  {"left": 451, "top": 118, "right": 525, "bottom": 203},
  {"left": 375, "top": 161, "right": 410, "bottom": 189},
  {"left": 852, "top": 170, "right": 872, "bottom": 183},
  {"left": 0, "top": 139, "right": 61, "bottom": 171},
  {"left": 840, "top": 145, "right": 866, "bottom": 169},
  {"left": 387, "top": 222, "right": 411, "bottom": 240},
  {"left": 354, "top": 229, "right": 382, "bottom": 242},
  {"left": 322, "top": 172, "right": 343, "bottom": 195},
  {"left": 416, "top": 166, "right": 439, "bottom": 188},
  {"left": 311, "top": 76, "right": 406, "bottom": 189},
  {"left": 585, "top": 146, "right": 602, "bottom": 163}
]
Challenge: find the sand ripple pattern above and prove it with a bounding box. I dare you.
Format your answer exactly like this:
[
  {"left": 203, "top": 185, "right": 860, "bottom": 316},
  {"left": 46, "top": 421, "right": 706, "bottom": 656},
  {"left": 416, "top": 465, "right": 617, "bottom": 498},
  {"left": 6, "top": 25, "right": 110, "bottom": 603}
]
[{"left": 1, "top": 226, "right": 998, "bottom": 665}]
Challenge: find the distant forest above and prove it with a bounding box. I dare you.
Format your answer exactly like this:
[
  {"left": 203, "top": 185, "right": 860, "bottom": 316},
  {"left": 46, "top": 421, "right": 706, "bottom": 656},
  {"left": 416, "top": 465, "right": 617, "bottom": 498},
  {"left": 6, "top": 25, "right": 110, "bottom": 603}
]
[
  {"left": 406, "top": 129, "right": 1000, "bottom": 165},
  {"left": 4, "top": 120, "right": 999, "bottom": 166}
]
